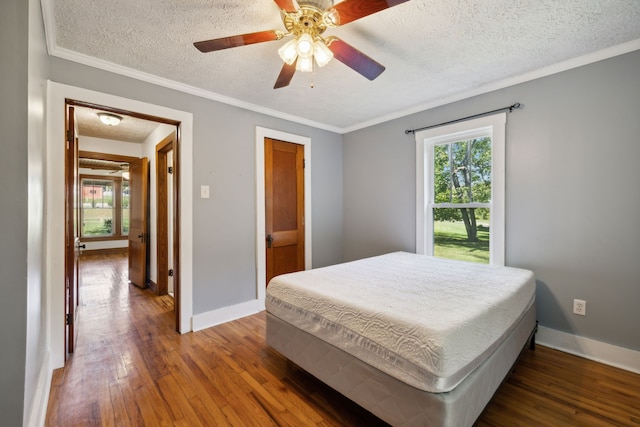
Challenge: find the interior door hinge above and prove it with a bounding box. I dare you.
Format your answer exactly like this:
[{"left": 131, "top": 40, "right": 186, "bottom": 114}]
[
  {"left": 66, "top": 129, "right": 73, "bottom": 143},
  {"left": 303, "top": 158, "right": 306, "bottom": 168},
  {"left": 168, "top": 166, "right": 173, "bottom": 174},
  {"left": 65, "top": 313, "right": 72, "bottom": 326},
  {"left": 168, "top": 269, "right": 174, "bottom": 277}
]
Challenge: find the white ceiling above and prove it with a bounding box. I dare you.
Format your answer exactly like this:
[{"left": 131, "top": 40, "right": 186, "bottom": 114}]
[{"left": 44, "top": 0, "right": 640, "bottom": 133}]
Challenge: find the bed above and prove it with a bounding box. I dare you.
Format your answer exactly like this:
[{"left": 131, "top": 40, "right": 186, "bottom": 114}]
[{"left": 265, "top": 252, "right": 537, "bottom": 426}]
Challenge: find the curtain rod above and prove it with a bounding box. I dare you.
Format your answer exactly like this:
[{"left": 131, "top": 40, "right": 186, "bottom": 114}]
[{"left": 404, "top": 103, "right": 521, "bottom": 135}]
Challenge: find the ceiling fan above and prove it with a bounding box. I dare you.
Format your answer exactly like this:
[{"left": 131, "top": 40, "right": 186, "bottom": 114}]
[{"left": 193, "top": 0, "right": 411, "bottom": 89}]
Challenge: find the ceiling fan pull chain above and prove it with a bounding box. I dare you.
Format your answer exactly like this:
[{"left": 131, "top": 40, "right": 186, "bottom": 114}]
[{"left": 310, "top": 61, "right": 316, "bottom": 88}]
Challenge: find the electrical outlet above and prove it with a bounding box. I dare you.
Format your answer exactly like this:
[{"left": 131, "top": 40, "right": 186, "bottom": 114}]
[{"left": 573, "top": 299, "right": 586, "bottom": 316}]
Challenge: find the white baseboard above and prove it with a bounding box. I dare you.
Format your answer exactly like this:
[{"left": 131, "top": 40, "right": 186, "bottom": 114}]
[
  {"left": 192, "top": 299, "right": 264, "bottom": 332},
  {"left": 536, "top": 326, "right": 640, "bottom": 374},
  {"left": 24, "top": 351, "right": 52, "bottom": 427}
]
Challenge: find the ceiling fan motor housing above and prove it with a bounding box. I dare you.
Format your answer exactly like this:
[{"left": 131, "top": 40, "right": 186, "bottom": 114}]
[{"left": 282, "top": 0, "right": 337, "bottom": 37}]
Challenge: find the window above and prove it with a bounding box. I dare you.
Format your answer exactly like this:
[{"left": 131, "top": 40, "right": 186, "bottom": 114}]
[
  {"left": 81, "top": 176, "right": 129, "bottom": 238},
  {"left": 416, "top": 113, "right": 505, "bottom": 265}
]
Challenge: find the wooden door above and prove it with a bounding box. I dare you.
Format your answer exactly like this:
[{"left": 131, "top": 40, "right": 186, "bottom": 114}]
[
  {"left": 128, "top": 157, "right": 149, "bottom": 288},
  {"left": 65, "top": 105, "right": 80, "bottom": 356},
  {"left": 265, "top": 138, "right": 305, "bottom": 285}
]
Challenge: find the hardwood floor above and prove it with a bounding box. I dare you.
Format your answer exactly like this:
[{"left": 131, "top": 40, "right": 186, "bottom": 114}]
[{"left": 46, "top": 253, "right": 640, "bottom": 426}]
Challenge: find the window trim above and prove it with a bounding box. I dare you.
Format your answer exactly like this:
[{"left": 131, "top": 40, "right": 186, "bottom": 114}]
[{"left": 416, "top": 113, "right": 506, "bottom": 265}]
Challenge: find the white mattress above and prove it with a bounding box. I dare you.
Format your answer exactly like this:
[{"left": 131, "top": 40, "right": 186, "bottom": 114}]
[{"left": 266, "top": 252, "right": 535, "bottom": 392}]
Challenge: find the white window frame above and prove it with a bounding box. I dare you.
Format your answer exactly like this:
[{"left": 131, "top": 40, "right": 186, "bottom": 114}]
[{"left": 416, "top": 113, "right": 506, "bottom": 265}]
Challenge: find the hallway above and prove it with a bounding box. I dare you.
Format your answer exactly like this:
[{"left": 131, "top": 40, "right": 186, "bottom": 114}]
[{"left": 46, "top": 253, "right": 177, "bottom": 425}]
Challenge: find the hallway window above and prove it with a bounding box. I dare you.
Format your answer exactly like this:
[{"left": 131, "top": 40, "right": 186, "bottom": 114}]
[
  {"left": 121, "top": 179, "right": 130, "bottom": 235},
  {"left": 81, "top": 176, "right": 129, "bottom": 238}
]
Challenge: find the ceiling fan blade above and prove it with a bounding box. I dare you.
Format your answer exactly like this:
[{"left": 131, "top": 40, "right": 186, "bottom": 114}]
[
  {"left": 330, "top": 0, "right": 411, "bottom": 26},
  {"left": 274, "top": 59, "right": 297, "bottom": 89},
  {"left": 194, "top": 30, "right": 281, "bottom": 53},
  {"left": 327, "top": 38, "right": 385, "bottom": 81},
  {"left": 273, "top": 0, "right": 299, "bottom": 13}
]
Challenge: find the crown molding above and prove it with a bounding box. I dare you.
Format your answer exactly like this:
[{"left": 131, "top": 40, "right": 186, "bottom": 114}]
[
  {"left": 49, "top": 46, "right": 343, "bottom": 134},
  {"left": 342, "top": 39, "right": 640, "bottom": 133}
]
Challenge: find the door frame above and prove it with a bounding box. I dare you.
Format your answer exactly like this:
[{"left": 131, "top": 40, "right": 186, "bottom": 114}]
[
  {"left": 155, "top": 133, "right": 179, "bottom": 323},
  {"left": 156, "top": 134, "right": 174, "bottom": 297},
  {"left": 255, "top": 127, "right": 312, "bottom": 308},
  {"left": 46, "top": 82, "right": 194, "bottom": 370}
]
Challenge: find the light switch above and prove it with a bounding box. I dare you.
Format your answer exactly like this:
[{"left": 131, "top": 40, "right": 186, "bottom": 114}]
[{"left": 200, "top": 185, "right": 210, "bottom": 199}]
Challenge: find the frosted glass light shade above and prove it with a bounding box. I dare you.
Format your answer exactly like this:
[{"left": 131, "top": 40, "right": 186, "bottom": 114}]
[
  {"left": 98, "top": 112, "right": 122, "bottom": 126},
  {"left": 313, "top": 40, "right": 333, "bottom": 67},
  {"left": 296, "top": 56, "right": 314, "bottom": 72},
  {"left": 278, "top": 39, "right": 298, "bottom": 65},
  {"left": 278, "top": 34, "right": 333, "bottom": 73},
  {"left": 296, "top": 33, "right": 314, "bottom": 58}
]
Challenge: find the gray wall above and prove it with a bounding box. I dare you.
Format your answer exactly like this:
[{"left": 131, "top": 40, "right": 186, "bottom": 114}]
[
  {"left": 343, "top": 50, "right": 640, "bottom": 351},
  {"left": 48, "top": 57, "right": 344, "bottom": 314},
  {"left": 1, "top": 0, "right": 29, "bottom": 424}
]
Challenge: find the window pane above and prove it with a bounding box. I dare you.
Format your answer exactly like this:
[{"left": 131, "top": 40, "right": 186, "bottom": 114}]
[
  {"left": 433, "top": 208, "right": 490, "bottom": 264},
  {"left": 433, "top": 137, "right": 492, "bottom": 204},
  {"left": 433, "top": 144, "right": 451, "bottom": 203},
  {"left": 121, "top": 180, "right": 130, "bottom": 235},
  {"left": 451, "top": 141, "right": 472, "bottom": 203},
  {"left": 81, "top": 179, "right": 115, "bottom": 237},
  {"left": 469, "top": 137, "right": 492, "bottom": 203}
]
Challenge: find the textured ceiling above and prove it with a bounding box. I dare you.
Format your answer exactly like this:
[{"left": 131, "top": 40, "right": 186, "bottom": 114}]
[
  {"left": 75, "top": 106, "right": 161, "bottom": 143},
  {"left": 45, "top": 0, "right": 640, "bottom": 132}
]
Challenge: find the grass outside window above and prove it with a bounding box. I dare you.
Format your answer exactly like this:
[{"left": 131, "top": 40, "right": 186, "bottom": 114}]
[{"left": 433, "top": 220, "right": 489, "bottom": 264}]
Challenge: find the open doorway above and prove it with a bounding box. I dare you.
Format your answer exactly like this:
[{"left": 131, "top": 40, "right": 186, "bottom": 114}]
[
  {"left": 47, "top": 82, "right": 194, "bottom": 370},
  {"left": 64, "top": 99, "right": 182, "bottom": 358}
]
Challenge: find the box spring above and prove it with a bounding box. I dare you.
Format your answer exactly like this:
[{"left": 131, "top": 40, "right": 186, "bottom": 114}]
[{"left": 266, "top": 301, "right": 536, "bottom": 427}]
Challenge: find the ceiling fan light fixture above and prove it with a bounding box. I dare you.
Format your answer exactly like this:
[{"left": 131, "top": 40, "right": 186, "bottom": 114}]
[
  {"left": 278, "top": 38, "right": 299, "bottom": 65},
  {"left": 97, "top": 112, "right": 123, "bottom": 126},
  {"left": 313, "top": 39, "right": 333, "bottom": 67},
  {"left": 194, "top": 0, "right": 411, "bottom": 88}
]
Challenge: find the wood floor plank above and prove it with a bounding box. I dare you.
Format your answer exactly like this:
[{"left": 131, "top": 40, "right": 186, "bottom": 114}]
[
  {"left": 157, "top": 374, "right": 209, "bottom": 426},
  {"left": 220, "top": 403, "right": 248, "bottom": 427},
  {"left": 106, "top": 379, "right": 131, "bottom": 427},
  {"left": 46, "top": 253, "right": 640, "bottom": 426}
]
